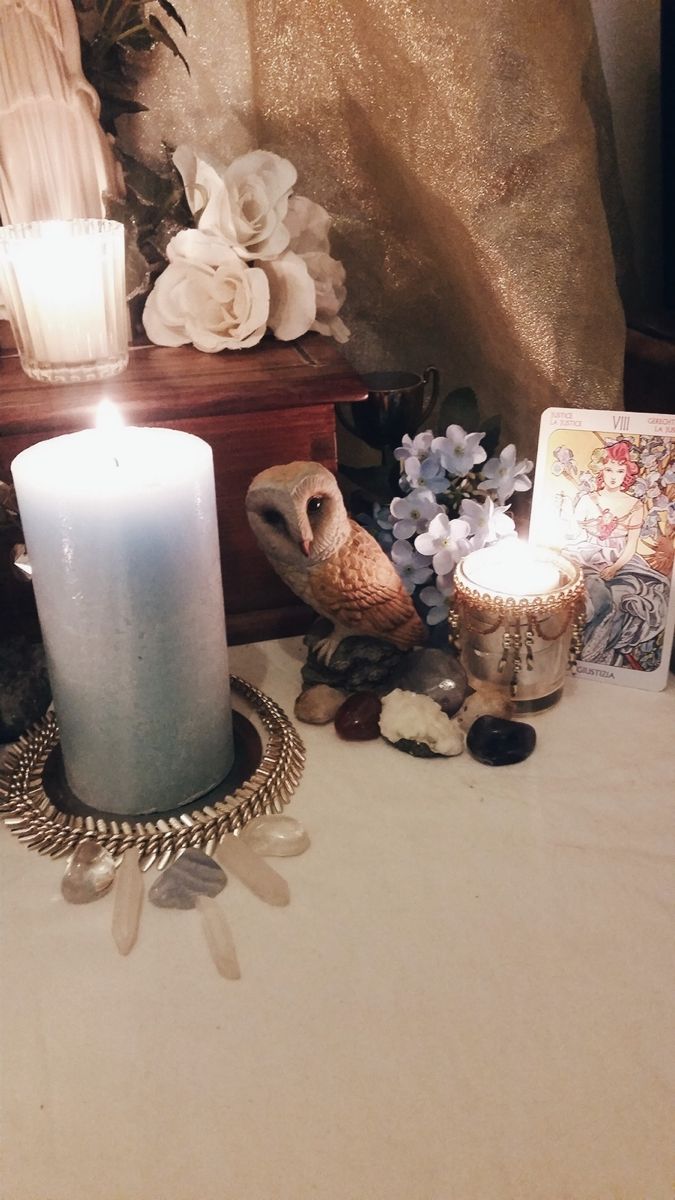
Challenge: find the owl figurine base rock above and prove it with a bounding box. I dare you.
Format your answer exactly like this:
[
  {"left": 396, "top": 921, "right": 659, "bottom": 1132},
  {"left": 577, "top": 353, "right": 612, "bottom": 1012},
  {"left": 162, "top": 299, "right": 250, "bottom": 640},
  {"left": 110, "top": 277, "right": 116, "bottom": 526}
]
[
  {"left": 302, "top": 618, "right": 411, "bottom": 693},
  {"left": 245, "top": 462, "right": 427, "bottom": 675}
]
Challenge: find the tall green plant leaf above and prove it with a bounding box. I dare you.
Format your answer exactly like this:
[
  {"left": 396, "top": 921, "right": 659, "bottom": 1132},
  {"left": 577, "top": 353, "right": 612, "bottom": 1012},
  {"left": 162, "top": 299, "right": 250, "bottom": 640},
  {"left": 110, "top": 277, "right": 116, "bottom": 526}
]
[
  {"left": 156, "top": 0, "right": 187, "bottom": 36},
  {"left": 145, "top": 14, "right": 190, "bottom": 72}
]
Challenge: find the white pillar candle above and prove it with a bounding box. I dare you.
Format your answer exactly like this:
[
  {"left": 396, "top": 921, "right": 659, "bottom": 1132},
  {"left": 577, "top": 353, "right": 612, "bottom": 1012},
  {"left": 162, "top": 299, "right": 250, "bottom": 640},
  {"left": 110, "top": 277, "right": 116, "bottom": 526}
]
[
  {"left": 462, "top": 540, "right": 560, "bottom": 596},
  {"left": 11, "top": 414, "right": 234, "bottom": 815},
  {"left": 0, "top": 219, "right": 128, "bottom": 383}
]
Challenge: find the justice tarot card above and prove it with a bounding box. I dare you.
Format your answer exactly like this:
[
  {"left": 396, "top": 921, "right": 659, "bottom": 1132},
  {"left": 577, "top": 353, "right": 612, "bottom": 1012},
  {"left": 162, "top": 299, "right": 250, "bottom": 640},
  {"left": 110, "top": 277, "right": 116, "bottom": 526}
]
[{"left": 530, "top": 408, "right": 675, "bottom": 691}]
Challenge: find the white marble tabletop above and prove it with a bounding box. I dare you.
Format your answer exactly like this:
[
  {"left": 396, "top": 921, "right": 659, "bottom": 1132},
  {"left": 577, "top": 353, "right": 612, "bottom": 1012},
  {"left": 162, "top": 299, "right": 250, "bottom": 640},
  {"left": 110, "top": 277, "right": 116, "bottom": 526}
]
[{"left": 1, "top": 636, "right": 674, "bottom": 1200}]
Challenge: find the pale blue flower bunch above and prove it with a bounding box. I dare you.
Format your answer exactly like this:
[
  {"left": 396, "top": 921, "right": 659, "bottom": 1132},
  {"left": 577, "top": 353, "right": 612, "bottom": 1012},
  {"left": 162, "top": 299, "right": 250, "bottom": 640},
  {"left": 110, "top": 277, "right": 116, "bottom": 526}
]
[{"left": 388, "top": 425, "right": 533, "bottom": 625}]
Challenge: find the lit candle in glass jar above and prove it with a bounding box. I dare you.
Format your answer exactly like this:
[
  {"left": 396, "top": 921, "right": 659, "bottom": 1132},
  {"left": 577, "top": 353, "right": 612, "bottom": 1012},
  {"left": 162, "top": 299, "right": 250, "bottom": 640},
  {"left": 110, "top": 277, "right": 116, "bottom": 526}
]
[
  {"left": 452, "top": 541, "right": 585, "bottom": 711},
  {"left": 462, "top": 539, "right": 560, "bottom": 597},
  {"left": 0, "top": 218, "right": 128, "bottom": 383}
]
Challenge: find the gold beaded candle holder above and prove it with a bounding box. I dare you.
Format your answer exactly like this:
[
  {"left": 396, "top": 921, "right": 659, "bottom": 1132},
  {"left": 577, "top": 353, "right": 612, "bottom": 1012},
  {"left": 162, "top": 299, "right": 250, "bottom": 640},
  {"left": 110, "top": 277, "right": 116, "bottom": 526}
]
[{"left": 451, "top": 543, "right": 586, "bottom": 712}]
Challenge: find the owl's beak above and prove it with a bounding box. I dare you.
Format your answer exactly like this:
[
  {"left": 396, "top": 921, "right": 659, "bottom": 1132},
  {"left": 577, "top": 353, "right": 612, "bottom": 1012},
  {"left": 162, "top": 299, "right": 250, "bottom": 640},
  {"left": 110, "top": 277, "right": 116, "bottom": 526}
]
[{"left": 300, "top": 537, "right": 313, "bottom": 557}]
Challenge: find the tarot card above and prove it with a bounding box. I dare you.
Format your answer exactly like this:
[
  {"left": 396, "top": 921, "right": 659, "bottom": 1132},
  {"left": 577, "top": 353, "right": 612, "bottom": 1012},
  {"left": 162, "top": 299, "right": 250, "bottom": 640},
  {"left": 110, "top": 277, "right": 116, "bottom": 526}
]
[{"left": 530, "top": 408, "right": 675, "bottom": 691}]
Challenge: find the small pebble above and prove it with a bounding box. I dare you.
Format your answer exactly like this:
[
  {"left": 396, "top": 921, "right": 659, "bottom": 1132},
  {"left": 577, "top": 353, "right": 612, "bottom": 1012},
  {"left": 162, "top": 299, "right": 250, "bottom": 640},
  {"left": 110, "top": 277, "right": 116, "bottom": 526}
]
[
  {"left": 148, "top": 849, "right": 227, "bottom": 910},
  {"left": 386, "top": 647, "right": 468, "bottom": 716},
  {"left": 457, "top": 686, "right": 514, "bottom": 731},
  {"left": 295, "top": 684, "right": 346, "bottom": 725},
  {"left": 61, "top": 841, "right": 116, "bottom": 904},
  {"left": 241, "top": 815, "right": 310, "bottom": 857},
  {"left": 466, "top": 715, "right": 536, "bottom": 766},
  {"left": 334, "top": 691, "right": 382, "bottom": 741},
  {"left": 379, "top": 689, "right": 464, "bottom": 757}
]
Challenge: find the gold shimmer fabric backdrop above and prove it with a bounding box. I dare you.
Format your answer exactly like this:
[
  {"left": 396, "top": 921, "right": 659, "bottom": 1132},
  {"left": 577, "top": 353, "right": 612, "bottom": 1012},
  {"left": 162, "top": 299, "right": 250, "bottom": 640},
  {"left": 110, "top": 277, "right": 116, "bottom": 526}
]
[{"left": 246, "top": 0, "right": 626, "bottom": 456}]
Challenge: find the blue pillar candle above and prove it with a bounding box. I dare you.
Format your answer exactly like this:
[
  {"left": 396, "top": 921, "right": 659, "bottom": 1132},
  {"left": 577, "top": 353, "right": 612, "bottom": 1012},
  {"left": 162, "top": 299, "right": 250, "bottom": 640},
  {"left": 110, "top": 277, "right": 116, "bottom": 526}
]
[{"left": 11, "top": 414, "right": 234, "bottom": 814}]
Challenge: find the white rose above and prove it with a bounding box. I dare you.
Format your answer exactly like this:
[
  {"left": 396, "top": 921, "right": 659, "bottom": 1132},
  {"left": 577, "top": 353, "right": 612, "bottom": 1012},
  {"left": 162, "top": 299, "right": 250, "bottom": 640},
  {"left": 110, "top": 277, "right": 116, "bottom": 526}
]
[
  {"left": 142, "top": 228, "right": 269, "bottom": 352},
  {"left": 173, "top": 145, "right": 296, "bottom": 261},
  {"left": 260, "top": 250, "right": 316, "bottom": 341},
  {"left": 285, "top": 194, "right": 331, "bottom": 255},
  {"left": 285, "top": 194, "right": 350, "bottom": 342},
  {"left": 304, "top": 250, "right": 350, "bottom": 342}
]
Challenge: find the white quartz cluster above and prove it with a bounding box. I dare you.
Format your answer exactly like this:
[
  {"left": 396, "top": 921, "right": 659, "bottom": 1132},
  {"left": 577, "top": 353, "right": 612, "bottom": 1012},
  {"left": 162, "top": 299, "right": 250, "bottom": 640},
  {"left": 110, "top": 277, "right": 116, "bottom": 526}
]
[{"left": 379, "top": 689, "right": 464, "bottom": 757}]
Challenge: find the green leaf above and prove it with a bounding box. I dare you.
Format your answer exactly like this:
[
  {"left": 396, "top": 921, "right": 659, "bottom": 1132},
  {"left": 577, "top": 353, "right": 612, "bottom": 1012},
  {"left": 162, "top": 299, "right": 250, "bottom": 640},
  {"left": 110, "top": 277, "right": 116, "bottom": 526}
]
[
  {"left": 156, "top": 0, "right": 187, "bottom": 36},
  {"left": 145, "top": 14, "right": 190, "bottom": 72},
  {"left": 121, "top": 26, "right": 155, "bottom": 51},
  {"left": 435, "top": 387, "right": 480, "bottom": 436},
  {"left": 105, "top": 96, "right": 149, "bottom": 117},
  {"left": 115, "top": 148, "right": 175, "bottom": 209}
]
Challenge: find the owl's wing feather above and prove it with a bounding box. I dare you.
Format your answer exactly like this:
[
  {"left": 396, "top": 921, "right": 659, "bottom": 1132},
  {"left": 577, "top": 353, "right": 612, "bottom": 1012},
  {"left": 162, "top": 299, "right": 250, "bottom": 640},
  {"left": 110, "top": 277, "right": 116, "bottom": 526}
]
[{"left": 309, "top": 521, "right": 425, "bottom": 648}]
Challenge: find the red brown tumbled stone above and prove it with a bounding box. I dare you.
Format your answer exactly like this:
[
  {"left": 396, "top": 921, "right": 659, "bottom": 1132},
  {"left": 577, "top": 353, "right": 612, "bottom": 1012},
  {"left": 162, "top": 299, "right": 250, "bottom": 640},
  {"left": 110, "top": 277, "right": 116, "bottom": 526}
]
[{"left": 334, "top": 691, "right": 382, "bottom": 741}]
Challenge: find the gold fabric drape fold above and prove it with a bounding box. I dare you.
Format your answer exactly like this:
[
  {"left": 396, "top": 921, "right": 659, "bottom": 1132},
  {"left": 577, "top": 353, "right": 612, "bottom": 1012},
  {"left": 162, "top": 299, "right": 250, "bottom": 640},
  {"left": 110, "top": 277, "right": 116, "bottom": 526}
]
[{"left": 247, "top": 0, "right": 626, "bottom": 456}]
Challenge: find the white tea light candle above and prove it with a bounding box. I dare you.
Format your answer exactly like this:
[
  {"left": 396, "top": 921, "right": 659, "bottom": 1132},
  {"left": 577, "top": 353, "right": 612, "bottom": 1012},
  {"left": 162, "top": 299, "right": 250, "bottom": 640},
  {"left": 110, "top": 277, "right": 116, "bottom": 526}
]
[
  {"left": 11, "top": 415, "right": 234, "bottom": 814},
  {"left": 452, "top": 543, "right": 585, "bottom": 711},
  {"left": 462, "top": 539, "right": 561, "bottom": 596},
  {"left": 0, "top": 219, "right": 128, "bottom": 383}
]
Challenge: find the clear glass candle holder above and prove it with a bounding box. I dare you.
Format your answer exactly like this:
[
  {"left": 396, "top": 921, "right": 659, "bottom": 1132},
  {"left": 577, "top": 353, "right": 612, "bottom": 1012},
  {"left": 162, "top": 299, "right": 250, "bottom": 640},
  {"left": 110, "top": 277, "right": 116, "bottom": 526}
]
[
  {"left": 0, "top": 218, "right": 128, "bottom": 383},
  {"left": 451, "top": 543, "right": 587, "bottom": 712}
]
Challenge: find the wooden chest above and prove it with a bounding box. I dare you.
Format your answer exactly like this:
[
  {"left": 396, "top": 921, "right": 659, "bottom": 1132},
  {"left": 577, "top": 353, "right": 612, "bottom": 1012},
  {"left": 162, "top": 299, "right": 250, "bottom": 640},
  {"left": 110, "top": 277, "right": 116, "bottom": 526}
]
[{"left": 0, "top": 336, "right": 366, "bottom": 644}]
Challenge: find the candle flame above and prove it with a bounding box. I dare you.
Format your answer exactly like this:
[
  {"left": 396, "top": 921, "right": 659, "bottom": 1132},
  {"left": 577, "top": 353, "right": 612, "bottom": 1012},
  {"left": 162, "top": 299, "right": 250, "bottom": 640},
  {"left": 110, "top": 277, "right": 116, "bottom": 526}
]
[{"left": 95, "top": 399, "right": 124, "bottom": 434}]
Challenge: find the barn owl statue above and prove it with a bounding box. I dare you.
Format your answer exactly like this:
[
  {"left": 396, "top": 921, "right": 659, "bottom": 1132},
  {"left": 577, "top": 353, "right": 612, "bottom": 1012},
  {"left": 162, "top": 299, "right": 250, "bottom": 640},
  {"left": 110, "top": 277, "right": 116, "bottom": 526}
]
[{"left": 246, "top": 462, "right": 426, "bottom": 662}]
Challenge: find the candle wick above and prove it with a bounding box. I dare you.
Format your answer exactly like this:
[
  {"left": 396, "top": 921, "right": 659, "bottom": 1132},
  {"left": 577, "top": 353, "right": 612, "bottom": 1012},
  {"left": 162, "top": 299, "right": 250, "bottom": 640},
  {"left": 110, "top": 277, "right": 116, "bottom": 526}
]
[{"left": 113, "top": 456, "right": 120, "bottom": 468}]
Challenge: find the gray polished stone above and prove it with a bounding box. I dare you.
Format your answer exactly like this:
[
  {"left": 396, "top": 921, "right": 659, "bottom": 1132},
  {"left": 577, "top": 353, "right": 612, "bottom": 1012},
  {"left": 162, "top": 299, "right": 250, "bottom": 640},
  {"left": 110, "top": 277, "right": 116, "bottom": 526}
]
[
  {"left": 149, "top": 849, "right": 227, "bottom": 910},
  {"left": 385, "top": 647, "right": 468, "bottom": 716}
]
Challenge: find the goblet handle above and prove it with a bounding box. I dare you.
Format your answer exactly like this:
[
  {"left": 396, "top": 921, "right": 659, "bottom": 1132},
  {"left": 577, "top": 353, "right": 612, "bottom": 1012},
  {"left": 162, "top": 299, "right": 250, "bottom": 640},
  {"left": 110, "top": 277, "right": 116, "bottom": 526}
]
[{"left": 419, "top": 365, "right": 440, "bottom": 426}]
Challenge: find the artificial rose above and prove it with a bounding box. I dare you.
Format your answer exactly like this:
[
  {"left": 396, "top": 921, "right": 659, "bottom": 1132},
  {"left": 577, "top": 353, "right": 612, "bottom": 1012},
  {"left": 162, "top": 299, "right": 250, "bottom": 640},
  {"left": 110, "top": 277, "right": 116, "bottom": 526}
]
[
  {"left": 260, "top": 251, "right": 316, "bottom": 341},
  {"left": 304, "top": 250, "right": 349, "bottom": 342},
  {"left": 173, "top": 145, "right": 296, "bottom": 261},
  {"left": 285, "top": 194, "right": 332, "bottom": 255},
  {"left": 172, "top": 146, "right": 223, "bottom": 225},
  {"left": 285, "top": 194, "right": 349, "bottom": 341},
  {"left": 142, "top": 228, "right": 269, "bottom": 352}
]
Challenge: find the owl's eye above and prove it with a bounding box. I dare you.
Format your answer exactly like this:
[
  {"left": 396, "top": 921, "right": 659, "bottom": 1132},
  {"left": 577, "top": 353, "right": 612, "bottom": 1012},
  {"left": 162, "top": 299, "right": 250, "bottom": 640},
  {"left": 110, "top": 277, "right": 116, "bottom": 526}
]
[
  {"left": 262, "top": 507, "right": 287, "bottom": 532},
  {"left": 307, "top": 496, "right": 323, "bottom": 515}
]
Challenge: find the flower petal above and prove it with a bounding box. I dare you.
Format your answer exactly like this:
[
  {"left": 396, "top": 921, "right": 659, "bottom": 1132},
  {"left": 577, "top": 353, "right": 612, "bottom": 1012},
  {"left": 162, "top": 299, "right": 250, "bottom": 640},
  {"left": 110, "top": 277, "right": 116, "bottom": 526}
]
[{"left": 261, "top": 252, "right": 316, "bottom": 341}]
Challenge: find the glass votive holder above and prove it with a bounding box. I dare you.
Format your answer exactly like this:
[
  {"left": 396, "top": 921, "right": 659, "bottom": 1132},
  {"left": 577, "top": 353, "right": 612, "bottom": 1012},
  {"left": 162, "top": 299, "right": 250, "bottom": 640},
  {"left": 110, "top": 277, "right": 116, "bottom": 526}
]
[
  {"left": 0, "top": 218, "right": 128, "bottom": 384},
  {"left": 451, "top": 542, "right": 586, "bottom": 712}
]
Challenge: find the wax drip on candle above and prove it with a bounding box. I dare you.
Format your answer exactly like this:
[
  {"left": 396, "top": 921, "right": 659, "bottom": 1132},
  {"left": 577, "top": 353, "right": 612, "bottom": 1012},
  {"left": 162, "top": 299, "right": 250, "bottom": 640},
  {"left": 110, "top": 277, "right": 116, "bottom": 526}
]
[{"left": 95, "top": 398, "right": 123, "bottom": 467}]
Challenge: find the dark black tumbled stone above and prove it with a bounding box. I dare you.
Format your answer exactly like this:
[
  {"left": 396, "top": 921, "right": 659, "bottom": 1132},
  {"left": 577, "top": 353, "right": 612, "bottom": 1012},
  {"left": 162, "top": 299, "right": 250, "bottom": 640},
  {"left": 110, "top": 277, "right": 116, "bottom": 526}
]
[{"left": 466, "top": 715, "right": 536, "bottom": 766}]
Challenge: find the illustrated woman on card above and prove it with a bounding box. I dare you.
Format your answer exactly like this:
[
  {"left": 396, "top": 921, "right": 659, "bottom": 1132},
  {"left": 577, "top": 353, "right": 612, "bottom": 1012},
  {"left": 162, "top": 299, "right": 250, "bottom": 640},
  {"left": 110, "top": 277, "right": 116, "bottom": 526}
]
[
  {"left": 531, "top": 412, "right": 675, "bottom": 690},
  {"left": 569, "top": 438, "right": 671, "bottom": 670}
]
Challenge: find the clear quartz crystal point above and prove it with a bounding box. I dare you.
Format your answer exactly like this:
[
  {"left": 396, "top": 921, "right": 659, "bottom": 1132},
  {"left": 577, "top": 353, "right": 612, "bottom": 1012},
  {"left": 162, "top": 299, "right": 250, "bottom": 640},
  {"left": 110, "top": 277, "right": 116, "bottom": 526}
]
[
  {"left": 215, "top": 836, "right": 290, "bottom": 906},
  {"left": 241, "top": 815, "right": 310, "bottom": 857},
  {"left": 111, "top": 849, "right": 144, "bottom": 955},
  {"left": 61, "top": 840, "right": 116, "bottom": 904},
  {"left": 195, "top": 895, "right": 241, "bottom": 980}
]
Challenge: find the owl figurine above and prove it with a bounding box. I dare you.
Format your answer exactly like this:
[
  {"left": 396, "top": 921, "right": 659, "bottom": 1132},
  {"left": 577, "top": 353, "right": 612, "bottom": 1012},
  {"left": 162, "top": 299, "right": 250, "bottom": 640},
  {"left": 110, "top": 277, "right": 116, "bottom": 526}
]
[{"left": 246, "top": 462, "right": 426, "bottom": 663}]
